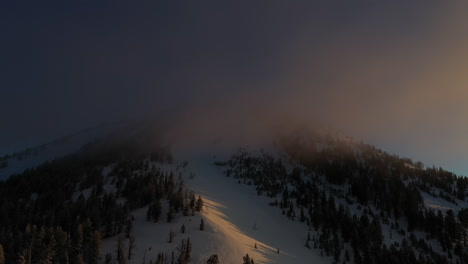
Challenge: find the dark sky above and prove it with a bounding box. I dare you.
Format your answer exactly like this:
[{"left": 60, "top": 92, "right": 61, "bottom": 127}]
[{"left": 1, "top": 1, "right": 467, "bottom": 175}]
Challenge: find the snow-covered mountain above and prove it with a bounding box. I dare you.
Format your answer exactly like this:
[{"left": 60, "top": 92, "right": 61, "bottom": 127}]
[
  {"left": 0, "top": 125, "right": 466, "bottom": 264},
  {"left": 99, "top": 147, "right": 327, "bottom": 264},
  {"left": 0, "top": 123, "right": 117, "bottom": 181}
]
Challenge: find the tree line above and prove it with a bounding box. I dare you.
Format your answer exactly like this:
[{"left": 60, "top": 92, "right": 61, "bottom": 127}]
[{"left": 218, "top": 131, "right": 468, "bottom": 264}]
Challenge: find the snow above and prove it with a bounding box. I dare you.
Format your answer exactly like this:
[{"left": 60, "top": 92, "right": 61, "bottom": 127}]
[
  {"left": 185, "top": 154, "right": 325, "bottom": 263},
  {"left": 101, "top": 202, "right": 206, "bottom": 263},
  {"left": 101, "top": 147, "right": 327, "bottom": 264},
  {"left": 6, "top": 127, "right": 466, "bottom": 263},
  {"left": 421, "top": 190, "right": 468, "bottom": 215},
  {"left": 100, "top": 139, "right": 466, "bottom": 264},
  {"left": 72, "top": 187, "right": 93, "bottom": 201},
  {"left": 0, "top": 124, "right": 114, "bottom": 181}
]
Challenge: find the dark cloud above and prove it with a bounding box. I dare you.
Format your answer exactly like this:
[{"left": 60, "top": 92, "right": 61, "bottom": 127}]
[{"left": 1, "top": 1, "right": 467, "bottom": 175}]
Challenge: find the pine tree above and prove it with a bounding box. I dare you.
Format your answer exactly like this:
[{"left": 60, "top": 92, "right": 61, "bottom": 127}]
[
  {"left": 146, "top": 205, "right": 153, "bottom": 221},
  {"left": 0, "top": 244, "right": 4, "bottom": 264},
  {"left": 345, "top": 249, "right": 350, "bottom": 262},
  {"left": 242, "top": 253, "right": 254, "bottom": 264},
  {"left": 196, "top": 196, "right": 204, "bottom": 212},
  {"left": 200, "top": 218, "right": 205, "bottom": 231},
  {"left": 150, "top": 200, "right": 163, "bottom": 222},
  {"left": 81, "top": 219, "right": 95, "bottom": 264},
  {"left": 105, "top": 253, "right": 112, "bottom": 264},
  {"left": 185, "top": 237, "right": 192, "bottom": 261},
  {"left": 172, "top": 191, "right": 184, "bottom": 213},
  {"left": 128, "top": 236, "right": 135, "bottom": 260},
  {"left": 168, "top": 231, "right": 175, "bottom": 243},
  {"left": 353, "top": 247, "right": 362, "bottom": 264},
  {"left": 71, "top": 223, "right": 83, "bottom": 261},
  {"left": 189, "top": 193, "right": 196, "bottom": 210},
  {"left": 117, "top": 237, "right": 127, "bottom": 264},
  {"left": 167, "top": 206, "right": 175, "bottom": 223},
  {"left": 31, "top": 226, "right": 47, "bottom": 264},
  {"left": 126, "top": 218, "right": 133, "bottom": 238},
  {"left": 90, "top": 230, "right": 102, "bottom": 264},
  {"left": 177, "top": 239, "right": 188, "bottom": 264},
  {"left": 76, "top": 254, "right": 85, "bottom": 264},
  {"left": 370, "top": 215, "right": 383, "bottom": 248},
  {"left": 43, "top": 227, "right": 57, "bottom": 264},
  {"left": 63, "top": 251, "right": 70, "bottom": 264},
  {"left": 18, "top": 255, "right": 26, "bottom": 264},
  {"left": 156, "top": 253, "right": 165, "bottom": 264},
  {"left": 54, "top": 227, "right": 69, "bottom": 264},
  {"left": 206, "top": 254, "right": 220, "bottom": 264},
  {"left": 183, "top": 205, "right": 190, "bottom": 216}
]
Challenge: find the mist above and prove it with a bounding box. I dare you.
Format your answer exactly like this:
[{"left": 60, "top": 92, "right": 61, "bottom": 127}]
[{"left": 1, "top": 1, "right": 467, "bottom": 175}]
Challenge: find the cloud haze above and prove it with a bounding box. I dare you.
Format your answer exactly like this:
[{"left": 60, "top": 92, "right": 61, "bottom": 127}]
[{"left": 1, "top": 1, "right": 467, "bottom": 175}]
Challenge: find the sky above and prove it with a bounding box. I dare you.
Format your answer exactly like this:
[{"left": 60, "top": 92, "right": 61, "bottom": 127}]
[{"left": 1, "top": 1, "right": 467, "bottom": 176}]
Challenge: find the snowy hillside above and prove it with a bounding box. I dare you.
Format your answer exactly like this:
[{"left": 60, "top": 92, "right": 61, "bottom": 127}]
[
  {"left": 0, "top": 126, "right": 467, "bottom": 264},
  {"left": 100, "top": 150, "right": 327, "bottom": 264},
  {"left": 98, "top": 132, "right": 468, "bottom": 264},
  {"left": 0, "top": 124, "right": 115, "bottom": 180}
]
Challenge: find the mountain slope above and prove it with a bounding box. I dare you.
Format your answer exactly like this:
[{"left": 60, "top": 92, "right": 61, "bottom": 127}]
[
  {"left": 0, "top": 126, "right": 467, "bottom": 264},
  {"left": 0, "top": 124, "right": 115, "bottom": 180},
  {"left": 100, "top": 150, "right": 326, "bottom": 264}
]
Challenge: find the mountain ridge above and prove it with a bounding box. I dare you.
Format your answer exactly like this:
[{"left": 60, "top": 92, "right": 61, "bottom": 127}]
[{"left": 0, "top": 125, "right": 466, "bottom": 264}]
